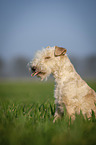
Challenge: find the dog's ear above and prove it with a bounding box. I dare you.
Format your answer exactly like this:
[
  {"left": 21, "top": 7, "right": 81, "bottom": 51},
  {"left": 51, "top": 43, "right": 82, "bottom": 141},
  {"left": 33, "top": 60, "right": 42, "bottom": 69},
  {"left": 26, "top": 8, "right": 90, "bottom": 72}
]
[{"left": 54, "top": 46, "right": 67, "bottom": 57}]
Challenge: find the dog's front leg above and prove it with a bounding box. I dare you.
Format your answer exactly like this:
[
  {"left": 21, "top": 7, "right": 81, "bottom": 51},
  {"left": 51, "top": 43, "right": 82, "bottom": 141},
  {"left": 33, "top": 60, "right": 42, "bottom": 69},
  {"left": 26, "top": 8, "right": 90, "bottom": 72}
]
[
  {"left": 53, "top": 87, "right": 64, "bottom": 123},
  {"left": 53, "top": 100, "right": 64, "bottom": 123}
]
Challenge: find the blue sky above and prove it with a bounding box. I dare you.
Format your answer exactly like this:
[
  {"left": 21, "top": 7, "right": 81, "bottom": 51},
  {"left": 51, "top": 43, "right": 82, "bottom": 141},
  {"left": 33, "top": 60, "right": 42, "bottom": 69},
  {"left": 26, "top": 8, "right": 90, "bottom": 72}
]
[{"left": 0, "top": 0, "right": 96, "bottom": 60}]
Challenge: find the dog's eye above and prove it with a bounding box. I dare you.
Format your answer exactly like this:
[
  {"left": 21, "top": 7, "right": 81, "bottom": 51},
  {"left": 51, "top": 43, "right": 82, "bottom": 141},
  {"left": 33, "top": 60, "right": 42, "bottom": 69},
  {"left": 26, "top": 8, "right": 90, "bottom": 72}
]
[{"left": 45, "top": 56, "right": 51, "bottom": 59}]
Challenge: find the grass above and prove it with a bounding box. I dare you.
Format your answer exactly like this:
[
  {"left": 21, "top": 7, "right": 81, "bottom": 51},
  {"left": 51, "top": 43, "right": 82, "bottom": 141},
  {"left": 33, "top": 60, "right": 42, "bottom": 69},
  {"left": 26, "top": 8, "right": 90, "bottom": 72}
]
[{"left": 0, "top": 80, "right": 96, "bottom": 145}]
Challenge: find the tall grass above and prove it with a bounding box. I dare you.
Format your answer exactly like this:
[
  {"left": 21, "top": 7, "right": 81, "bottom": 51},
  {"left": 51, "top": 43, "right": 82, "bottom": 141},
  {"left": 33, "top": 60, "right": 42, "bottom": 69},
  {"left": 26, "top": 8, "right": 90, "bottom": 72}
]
[{"left": 0, "top": 80, "right": 96, "bottom": 145}]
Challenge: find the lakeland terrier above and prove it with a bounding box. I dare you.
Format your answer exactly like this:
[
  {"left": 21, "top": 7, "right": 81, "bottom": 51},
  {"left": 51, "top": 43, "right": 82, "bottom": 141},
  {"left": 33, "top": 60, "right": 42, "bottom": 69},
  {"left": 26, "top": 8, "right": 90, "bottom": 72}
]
[{"left": 29, "top": 46, "right": 96, "bottom": 122}]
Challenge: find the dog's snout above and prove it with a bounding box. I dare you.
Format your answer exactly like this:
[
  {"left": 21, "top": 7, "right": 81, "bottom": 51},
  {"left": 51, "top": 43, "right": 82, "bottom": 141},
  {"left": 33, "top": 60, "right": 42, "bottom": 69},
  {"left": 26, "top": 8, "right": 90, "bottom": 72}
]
[{"left": 32, "top": 66, "right": 36, "bottom": 72}]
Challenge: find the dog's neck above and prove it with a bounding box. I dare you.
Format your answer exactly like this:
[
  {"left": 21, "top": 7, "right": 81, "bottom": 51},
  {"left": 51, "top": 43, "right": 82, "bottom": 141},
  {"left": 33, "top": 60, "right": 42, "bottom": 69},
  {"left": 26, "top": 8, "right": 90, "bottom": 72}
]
[{"left": 53, "top": 55, "right": 76, "bottom": 84}]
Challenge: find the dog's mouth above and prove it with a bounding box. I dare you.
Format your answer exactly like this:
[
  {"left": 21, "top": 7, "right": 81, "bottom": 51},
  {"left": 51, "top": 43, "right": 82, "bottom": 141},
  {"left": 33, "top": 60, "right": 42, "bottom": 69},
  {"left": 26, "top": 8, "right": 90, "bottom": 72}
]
[
  {"left": 31, "top": 71, "right": 46, "bottom": 77},
  {"left": 29, "top": 66, "right": 46, "bottom": 78}
]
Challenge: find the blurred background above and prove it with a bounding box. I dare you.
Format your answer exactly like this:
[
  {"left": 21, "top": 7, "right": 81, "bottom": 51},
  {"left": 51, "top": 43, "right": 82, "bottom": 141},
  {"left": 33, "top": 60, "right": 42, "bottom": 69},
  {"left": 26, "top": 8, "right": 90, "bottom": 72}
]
[{"left": 0, "top": 0, "right": 96, "bottom": 80}]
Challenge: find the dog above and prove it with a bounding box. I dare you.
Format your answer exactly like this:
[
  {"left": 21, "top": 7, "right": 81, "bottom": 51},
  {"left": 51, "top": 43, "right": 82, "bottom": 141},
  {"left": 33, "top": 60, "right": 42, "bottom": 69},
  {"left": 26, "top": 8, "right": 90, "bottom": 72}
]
[{"left": 28, "top": 46, "right": 96, "bottom": 122}]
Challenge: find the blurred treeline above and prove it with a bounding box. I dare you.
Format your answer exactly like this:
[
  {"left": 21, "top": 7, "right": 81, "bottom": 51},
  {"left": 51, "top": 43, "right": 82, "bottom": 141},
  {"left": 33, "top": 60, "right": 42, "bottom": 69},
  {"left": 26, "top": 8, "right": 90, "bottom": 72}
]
[{"left": 0, "top": 55, "right": 96, "bottom": 79}]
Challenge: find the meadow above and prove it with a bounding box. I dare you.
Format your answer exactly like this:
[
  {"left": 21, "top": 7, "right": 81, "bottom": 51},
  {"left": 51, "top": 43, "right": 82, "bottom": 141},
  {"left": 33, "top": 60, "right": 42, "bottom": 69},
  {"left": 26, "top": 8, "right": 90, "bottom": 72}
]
[{"left": 0, "top": 80, "right": 96, "bottom": 145}]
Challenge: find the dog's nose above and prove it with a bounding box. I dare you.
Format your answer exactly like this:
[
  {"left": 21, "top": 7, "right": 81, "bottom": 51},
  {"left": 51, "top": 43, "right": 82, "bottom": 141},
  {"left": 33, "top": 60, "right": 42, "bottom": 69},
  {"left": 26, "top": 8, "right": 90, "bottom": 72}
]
[{"left": 32, "top": 66, "right": 36, "bottom": 72}]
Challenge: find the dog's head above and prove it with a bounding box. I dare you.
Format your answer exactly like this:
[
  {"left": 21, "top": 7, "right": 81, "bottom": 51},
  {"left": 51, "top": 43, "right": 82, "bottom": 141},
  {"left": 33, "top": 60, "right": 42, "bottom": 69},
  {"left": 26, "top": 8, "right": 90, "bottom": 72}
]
[{"left": 28, "top": 46, "right": 67, "bottom": 80}]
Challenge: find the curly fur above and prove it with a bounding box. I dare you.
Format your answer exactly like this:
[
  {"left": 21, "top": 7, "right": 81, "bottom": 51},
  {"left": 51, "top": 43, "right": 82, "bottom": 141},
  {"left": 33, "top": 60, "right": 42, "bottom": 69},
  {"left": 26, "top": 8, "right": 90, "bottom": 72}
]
[{"left": 29, "top": 46, "right": 96, "bottom": 122}]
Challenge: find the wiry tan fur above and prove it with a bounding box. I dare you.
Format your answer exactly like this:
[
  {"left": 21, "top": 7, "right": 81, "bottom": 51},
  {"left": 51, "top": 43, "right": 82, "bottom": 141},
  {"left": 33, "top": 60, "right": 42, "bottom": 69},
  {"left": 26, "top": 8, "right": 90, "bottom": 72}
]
[{"left": 29, "top": 46, "right": 96, "bottom": 122}]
